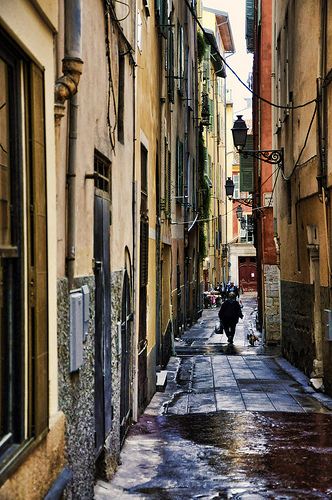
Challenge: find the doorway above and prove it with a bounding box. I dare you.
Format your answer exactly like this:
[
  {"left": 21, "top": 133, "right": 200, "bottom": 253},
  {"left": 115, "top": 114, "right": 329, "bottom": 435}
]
[
  {"left": 120, "top": 269, "right": 132, "bottom": 446},
  {"left": 94, "top": 154, "right": 112, "bottom": 457},
  {"left": 239, "top": 256, "right": 257, "bottom": 292}
]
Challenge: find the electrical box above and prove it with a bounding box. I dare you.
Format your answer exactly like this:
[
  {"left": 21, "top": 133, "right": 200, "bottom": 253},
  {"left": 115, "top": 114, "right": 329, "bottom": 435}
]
[
  {"left": 70, "top": 290, "right": 84, "bottom": 372},
  {"left": 325, "top": 309, "right": 332, "bottom": 341},
  {"left": 81, "top": 284, "right": 90, "bottom": 342}
]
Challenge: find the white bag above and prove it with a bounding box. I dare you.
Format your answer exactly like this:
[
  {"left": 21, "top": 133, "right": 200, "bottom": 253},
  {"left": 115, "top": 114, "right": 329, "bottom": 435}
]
[{"left": 215, "top": 320, "right": 222, "bottom": 334}]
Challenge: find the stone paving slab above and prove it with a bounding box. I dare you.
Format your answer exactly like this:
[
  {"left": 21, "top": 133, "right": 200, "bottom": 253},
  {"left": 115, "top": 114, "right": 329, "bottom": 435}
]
[
  {"left": 95, "top": 297, "right": 332, "bottom": 499},
  {"left": 161, "top": 354, "right": 332, "bottom": 415}
]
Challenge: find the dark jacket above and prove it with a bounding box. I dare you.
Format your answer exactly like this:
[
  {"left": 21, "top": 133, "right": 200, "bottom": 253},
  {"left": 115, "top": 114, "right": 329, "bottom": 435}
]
[{"left": 219, "top": 299, "right": 243, "bottom": 325}]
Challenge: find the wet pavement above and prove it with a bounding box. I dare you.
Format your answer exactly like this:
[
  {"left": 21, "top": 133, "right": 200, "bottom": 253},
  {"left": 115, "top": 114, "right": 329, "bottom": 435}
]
[{"left": 95, "top": 295, "right": 332, "bottom": 499}]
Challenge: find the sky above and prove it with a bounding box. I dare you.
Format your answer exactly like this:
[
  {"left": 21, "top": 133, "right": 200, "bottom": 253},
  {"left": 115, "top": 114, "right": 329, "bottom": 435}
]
[{"left": 202, "top": 0, "right": 253, "bottom": 120}]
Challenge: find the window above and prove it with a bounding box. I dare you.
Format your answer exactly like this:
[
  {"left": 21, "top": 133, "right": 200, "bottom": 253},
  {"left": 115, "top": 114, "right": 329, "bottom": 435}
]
[
  {"left": 163, "top": 138, "right": 171, "bottom": 219},
  {"left": 0, "top": 31, "right": 48, "bottom": 475},
  {"left": 118, "top": 51, "right": 125, "bottom": 144},
  {"left": 240, "top": 214, "right": 254, "bottom": 243},
  {"left": 240, "top": 134, "right": 253, "bottom": 192},
  {"left": 140, "top": 144, "right": 148, "bottom": 216},
  {"left": 94, "top": 152, "right": 111, "bottom": 196},
  {"left": 167, "top": 11, "right": 174, "bottom": 103},
  {"left": 209, "top": 97, "right": 214, "bottom": 131},
  {"left": 177, "top": 23, "right": 184, "bottom": 93},
  {"left": 156, "top": 0, "right": 168, "bottom": 38},
  {"left": 176, "top": 138, "right": 184, "bottom": 201},
  {"left": 233, "top": 174, "right": 240, "bottom": 199},
  {"left": 167, "top": 150, "right": 171, "bottom": 215}
]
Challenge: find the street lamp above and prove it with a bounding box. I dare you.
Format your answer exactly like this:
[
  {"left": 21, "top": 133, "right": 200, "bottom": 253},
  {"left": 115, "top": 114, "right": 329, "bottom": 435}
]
[
  {"left": 236, "top": 204, "right": 246, "bottom": 230},
  {"left": 231, "top": 115, "right": 284, "bottom": 169},
  {"left": 225, "top": 177, "right": 234, "bottom": 199},
  {"left": 231, "top": 115, "right": 248, "bottom": 152},
  {"left": 236, "top": 205, "right": 243, "bottom": 220}
]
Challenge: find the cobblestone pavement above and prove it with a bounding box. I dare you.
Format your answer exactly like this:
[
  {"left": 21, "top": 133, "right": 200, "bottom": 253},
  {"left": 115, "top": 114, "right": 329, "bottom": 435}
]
[{"left": 95, "top": 295, "right": 332, "bottom": 499}]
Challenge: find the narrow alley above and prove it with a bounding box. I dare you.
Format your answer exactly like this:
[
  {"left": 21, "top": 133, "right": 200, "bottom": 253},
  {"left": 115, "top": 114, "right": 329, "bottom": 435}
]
[{"left": 95, "top": 296, "right": 332, "bottom": 499}]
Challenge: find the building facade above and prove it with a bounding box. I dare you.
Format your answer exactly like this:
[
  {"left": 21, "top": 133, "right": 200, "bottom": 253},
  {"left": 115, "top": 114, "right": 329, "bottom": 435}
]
[
  {"left": 0, "top": 0, "right": 237, "bottom": 497},
  {"left": 272, "top": 0, "right": 332, "bottom": 393},
  {"left": 0, "top": 0, "right": 202, "bottom": 497},
  {"left": 0, "top": 1, "right": 65, "bottom": 498},
  {"left": 246, "top": 0, "right": 280, "bottom": 343},
  {"left": 200, "top": 6, "right": 235, "bottom": 292}
]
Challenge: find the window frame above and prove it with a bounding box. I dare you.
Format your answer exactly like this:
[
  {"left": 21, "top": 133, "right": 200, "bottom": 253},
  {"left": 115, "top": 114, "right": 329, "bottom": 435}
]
[{"left": 0, "top": 30, "right": 48, "bottom": 479}]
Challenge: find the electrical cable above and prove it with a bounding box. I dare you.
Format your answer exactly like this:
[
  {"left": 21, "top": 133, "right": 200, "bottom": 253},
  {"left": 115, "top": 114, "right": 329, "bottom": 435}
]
[
  {"left": 184, "top": 0, "right": 317, "bottom": 111},
  {"left": 265, "top": 165, "right": 280, "bottom": 210},
  {"left": 104, "top": 2, "right": 117, "bottom": 150},
  {"left": 222, "top": 57, "right": 316, "bottom": 110},
  {"left": 280, "top": 102, "right": 317, "bottom": 181},
  {"left": 110, "top": 0, "right": 130, "bottom": 22}
]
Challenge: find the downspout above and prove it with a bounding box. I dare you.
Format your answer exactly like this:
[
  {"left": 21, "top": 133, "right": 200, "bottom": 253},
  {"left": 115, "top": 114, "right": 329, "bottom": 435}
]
[
  {"left": 132, "top": 5, "right": 138, "bottom": 423},
  {"left": 55, "top": 0, "right": 83, "bottom": 107},
  {"left": 54, "top": 0, "right": 83, "bottom": 290}
]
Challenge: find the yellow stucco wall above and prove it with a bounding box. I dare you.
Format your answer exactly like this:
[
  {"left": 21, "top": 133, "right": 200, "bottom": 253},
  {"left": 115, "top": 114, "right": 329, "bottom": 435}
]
[{"left": 0, "top": 0, "right": 58, "bottom": 417}]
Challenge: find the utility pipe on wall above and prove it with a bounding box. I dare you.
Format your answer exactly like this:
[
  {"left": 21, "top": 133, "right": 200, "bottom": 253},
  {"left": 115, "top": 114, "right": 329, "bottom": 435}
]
[
  {"left": 54, "top": 0, "right": 83, "bottom": 289},
  {"left": 55, "top": 0, "right": 83, "bottom": 105}
]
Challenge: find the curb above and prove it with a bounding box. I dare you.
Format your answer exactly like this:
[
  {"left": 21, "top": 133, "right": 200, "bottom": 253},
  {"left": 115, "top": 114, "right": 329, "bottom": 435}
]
[{"left": 275, "top": 356, "right": 332, "bottom": 411}]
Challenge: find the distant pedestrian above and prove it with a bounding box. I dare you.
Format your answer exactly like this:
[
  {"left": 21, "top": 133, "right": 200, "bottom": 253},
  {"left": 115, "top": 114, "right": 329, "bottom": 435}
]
[
  {"left": 226, "top": 281, "right": 239, "bottom": 299},
  {"left": 218, "top": 292, "right": 243, "bottom": 344}
]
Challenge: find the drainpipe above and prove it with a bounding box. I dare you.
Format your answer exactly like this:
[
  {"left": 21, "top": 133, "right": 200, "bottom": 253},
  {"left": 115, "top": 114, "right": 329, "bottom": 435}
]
[
  {"left": 67, "top": 93, "right": 79, "bottom": 290},
  {"left": 54, "top": 0, "right": 83, "bottom": 290},
  {"left": 55, "top": 0, "right": 83, "bottom": 107}
]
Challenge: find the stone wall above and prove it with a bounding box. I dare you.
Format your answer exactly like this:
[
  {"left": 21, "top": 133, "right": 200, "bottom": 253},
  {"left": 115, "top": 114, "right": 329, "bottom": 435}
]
[
  {"left": 280, "top": 280, "right": 315, "bottom": 377},
  {"left": 263, "top": 264, "right": 281, "bottom": 344},
  {"left": 96, "top": 269, "right": 123, "bottom": 480},
  {"left": 57, "top": 277, "right": 96, "bottom": 499},
  {"left": 321, "top": 287, "right": 332, "bottom": 396}
]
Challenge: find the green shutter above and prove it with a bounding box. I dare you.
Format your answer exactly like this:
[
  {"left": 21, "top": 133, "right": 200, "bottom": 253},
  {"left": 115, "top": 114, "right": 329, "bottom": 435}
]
[
  {"left": 246, "top": 0, "right": 254, "bottom": 52},
  {"left": 176, "top": 138, "right": 183, "bottom": 200},
  {"left": 240, "top": 134, "right": 253, "bottom": 193},
  {"left": 209, "top": 98, "right": 214, "bottom": 130},
  {"left": 167, "top": 150, "right": 171, "bottom": 215},
  {"left": 168, "top": 23, "right": 174, "bottom": 103},
  {"left": 203, "top": 146, "right": 208, "bottom": 174}
]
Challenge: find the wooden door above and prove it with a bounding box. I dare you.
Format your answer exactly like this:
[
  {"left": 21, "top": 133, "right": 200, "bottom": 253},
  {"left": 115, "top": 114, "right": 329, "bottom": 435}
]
[
  {"left": 94, "top": 193, "right": 112, "bottom": 456},
  {"left": 239, "top": 256, "right": 257, "bottom": 292}
]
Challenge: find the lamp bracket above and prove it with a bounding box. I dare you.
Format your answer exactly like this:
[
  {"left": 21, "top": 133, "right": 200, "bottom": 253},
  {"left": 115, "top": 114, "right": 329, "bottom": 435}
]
[{"left": 241, "top": 148, "right": 284, "bottom": 168}]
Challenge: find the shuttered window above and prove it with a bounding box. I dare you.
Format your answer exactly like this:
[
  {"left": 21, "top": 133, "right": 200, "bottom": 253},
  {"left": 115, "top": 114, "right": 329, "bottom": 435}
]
[
  {"left": 176, "top": 138, "right": 184, "bottom": 201},
  {"left": 140, "top": 144, "right": 149, "bottom": 286},
  {"left": 167, "top": 150, "right": 171, "bottom": 216},
  {"left": 246, "top": 0, "right": 254, "bottom": 53},
  {"left": 156, "top": 0, "right": 168, "bottom": 38},
  {"left": 0, "top": 31, "right": 48, "bottom": 474},
  {"left": 168, "top": 13, "right": 175, "bottom": 103},
  {"left": 140, "top": 220, "right": 149, "bottom": 286},
  {"left": 177, "top": 23, "right": 184, "bottom": 94},
  {"left": 240, "top": 134, "right": 253, "bottom": 193}
]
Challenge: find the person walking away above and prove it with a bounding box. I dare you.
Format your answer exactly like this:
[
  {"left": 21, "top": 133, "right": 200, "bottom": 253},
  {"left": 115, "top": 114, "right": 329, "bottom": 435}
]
[{"left": 218, "top": 292, "right": 243, "bottom": 344}]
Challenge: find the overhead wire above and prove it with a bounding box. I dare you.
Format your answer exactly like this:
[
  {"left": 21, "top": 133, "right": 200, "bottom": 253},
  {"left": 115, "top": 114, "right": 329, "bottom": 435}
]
[
  {"left": 280, "top": 102, "right": 317, "bottom": 181},
  {"left": 184, "top": 0, "right": 316, "bottom": 111}
]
